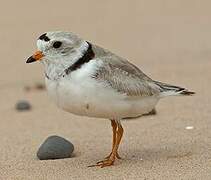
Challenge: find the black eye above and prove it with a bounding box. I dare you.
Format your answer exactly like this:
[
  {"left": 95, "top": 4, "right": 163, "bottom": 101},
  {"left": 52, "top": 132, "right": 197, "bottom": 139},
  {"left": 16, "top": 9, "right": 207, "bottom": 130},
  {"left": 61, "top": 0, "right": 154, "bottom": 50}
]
[{"left": 53, "top": 41, "right": 62, "bottom": 48}]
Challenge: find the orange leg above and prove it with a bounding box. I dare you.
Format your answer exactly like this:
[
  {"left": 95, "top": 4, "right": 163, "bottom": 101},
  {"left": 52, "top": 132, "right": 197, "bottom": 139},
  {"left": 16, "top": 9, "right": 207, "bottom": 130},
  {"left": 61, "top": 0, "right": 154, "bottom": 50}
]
[
  {"left": 89, "top": 120, "right": 124, "bottom": 168},
  {"left": 104, "top": 120, "right": 122, "bottom": 160}
]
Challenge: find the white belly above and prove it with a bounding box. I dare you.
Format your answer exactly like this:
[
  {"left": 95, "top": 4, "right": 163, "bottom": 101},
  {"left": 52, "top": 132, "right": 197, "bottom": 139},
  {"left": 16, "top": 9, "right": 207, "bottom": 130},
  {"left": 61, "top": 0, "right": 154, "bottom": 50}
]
[
  {"left": 46, "top": 78, "right": 159, "bottom": 119},
  {"left": 45, "top": 61, "right": 159, "bottom": 119}
]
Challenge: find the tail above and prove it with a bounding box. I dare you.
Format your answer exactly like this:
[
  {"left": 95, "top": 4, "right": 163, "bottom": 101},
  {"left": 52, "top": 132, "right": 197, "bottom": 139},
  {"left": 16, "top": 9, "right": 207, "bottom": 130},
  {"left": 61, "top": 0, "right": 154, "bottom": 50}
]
[{"left": 154, "top": 81, "right": 195, "bottom": 98}]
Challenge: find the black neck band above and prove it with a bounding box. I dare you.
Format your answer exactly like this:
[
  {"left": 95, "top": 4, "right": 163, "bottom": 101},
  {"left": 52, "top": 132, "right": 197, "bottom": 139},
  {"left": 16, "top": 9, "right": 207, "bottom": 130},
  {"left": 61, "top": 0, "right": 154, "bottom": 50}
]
[{"left": 65, "top": 42, "right": 95, "bottom": 75}]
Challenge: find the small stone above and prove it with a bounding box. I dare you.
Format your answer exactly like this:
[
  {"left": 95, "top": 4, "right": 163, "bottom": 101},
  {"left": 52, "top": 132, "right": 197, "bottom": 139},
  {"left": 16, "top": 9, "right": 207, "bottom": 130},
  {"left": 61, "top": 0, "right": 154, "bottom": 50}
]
[
  {"left": 35, "top": 83, "right": 45, "bottom": 90},
  {"left": 16, "top": 100, "right": 31, "bottom": 111},
  {"left": 185, "top": 126, "right": 194, "bottom": 130},
  {"left": 37, "top": 135, "right": 74, "bottom": 160}
]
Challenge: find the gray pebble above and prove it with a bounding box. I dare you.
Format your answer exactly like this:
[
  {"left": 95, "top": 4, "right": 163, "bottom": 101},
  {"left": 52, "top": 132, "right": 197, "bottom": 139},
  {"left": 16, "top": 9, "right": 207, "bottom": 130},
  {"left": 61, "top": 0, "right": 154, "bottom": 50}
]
[
  {"left": 37, "top": 135, "right": 74, "bottom": 160},
  {"left": 16, "top": 100, "right": 31, "bottom": 111},
  {"left": 35, "top": 83, "right": 45, "bottom": 90}
]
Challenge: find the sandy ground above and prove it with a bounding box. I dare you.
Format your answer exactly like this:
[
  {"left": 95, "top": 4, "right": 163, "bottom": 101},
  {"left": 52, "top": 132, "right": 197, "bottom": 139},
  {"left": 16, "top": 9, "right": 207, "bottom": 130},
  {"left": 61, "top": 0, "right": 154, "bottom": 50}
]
[{"left": 0, "top": 0, "right": 211, "bottom": 179}]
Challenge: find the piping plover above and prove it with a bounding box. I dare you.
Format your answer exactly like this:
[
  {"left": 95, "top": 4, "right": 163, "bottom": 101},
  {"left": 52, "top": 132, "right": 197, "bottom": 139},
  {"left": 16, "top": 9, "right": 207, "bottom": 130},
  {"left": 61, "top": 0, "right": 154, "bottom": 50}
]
[{"left": 26, "top": 31, "right": 194, "bottom": 167}]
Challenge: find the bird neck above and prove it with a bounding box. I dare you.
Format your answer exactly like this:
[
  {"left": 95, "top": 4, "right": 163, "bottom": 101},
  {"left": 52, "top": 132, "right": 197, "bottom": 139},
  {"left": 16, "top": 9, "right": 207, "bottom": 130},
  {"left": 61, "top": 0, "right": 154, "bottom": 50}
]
[
  {"left": 64, "top": 42, "right": 95, "bottom": 75},
  {"left": 43, "top": 41, "right": 95, "bottom": 80}
]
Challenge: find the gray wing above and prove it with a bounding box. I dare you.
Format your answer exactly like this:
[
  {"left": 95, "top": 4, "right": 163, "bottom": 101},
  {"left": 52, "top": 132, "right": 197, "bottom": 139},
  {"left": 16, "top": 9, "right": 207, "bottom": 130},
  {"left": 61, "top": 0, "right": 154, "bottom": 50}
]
[{"left": 92, "top": 45, "right": 161, "bottom": 97}]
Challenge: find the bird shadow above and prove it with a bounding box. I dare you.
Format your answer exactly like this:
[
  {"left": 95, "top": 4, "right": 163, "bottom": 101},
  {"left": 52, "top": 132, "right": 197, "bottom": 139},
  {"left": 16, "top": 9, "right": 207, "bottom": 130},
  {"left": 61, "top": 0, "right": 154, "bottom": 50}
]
[{"left": 121, "top": 144, "right": 193, "bottom": 165}]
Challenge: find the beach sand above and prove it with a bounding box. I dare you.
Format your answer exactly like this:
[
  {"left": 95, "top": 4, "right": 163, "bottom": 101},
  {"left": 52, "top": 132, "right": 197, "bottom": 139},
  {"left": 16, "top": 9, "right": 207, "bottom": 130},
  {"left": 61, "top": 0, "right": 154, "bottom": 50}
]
[{"left": 0, "top": 0, "right": 211, "bottom": 179}]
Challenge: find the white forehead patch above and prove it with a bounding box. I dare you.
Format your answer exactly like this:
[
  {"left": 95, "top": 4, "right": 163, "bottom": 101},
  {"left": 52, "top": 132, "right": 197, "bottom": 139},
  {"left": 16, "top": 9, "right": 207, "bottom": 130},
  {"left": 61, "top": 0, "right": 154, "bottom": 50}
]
[{"left": 37, "top": 39, "right": 52, "bottom": 52}]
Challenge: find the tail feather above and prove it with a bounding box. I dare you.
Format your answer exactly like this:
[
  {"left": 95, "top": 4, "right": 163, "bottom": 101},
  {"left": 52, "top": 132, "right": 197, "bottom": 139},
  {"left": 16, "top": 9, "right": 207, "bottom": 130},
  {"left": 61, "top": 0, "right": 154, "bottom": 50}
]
[
  {"left": 179, "top": 90, "right": 195, "bottom": 96},
  {"left": 154, "top": 81, "right": 195, "bottom": 97}
]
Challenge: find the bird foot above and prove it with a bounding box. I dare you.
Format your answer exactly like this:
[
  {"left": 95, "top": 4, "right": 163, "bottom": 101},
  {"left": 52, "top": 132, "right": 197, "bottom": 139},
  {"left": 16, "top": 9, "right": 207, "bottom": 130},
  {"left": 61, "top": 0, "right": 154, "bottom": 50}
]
[
  {"left": 88, "top": 152, "right": 121, "bottom": 168},
  {"left": 88, "top": 158, "right": 115, "bottom": 168},
  {"left": 97, "top": 158, "right": 115, "bottom": 168}
]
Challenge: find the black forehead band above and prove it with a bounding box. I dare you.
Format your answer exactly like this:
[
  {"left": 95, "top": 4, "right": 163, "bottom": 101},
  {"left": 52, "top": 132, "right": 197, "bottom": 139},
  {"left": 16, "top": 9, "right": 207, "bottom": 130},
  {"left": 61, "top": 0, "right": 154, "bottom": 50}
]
[{"left": 38, "top": 33, "right": 50, "bottom": 42}]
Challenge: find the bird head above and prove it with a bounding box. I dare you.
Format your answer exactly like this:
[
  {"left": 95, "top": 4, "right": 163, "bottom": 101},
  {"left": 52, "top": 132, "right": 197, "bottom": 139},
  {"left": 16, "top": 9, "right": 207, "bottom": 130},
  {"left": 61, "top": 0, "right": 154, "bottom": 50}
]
[{"left": 26, "top": 31, "right": 88, "bottom": 65}]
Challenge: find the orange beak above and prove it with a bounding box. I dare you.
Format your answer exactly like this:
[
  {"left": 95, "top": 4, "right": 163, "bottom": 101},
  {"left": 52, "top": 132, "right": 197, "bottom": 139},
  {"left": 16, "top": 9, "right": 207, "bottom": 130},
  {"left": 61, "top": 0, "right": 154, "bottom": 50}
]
[{"left": 26, "top": 51, "right": 44, "bottom": 63}]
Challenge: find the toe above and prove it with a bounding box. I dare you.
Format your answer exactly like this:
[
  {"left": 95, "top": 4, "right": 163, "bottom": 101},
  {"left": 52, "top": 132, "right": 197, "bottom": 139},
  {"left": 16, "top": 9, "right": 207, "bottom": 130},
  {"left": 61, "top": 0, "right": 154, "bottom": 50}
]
[
  {"left": 88, "top": 158, "right": 115, "bottom": 168},
  {"left": 99, "top": 159, "right": 114, "bottom": 168}
]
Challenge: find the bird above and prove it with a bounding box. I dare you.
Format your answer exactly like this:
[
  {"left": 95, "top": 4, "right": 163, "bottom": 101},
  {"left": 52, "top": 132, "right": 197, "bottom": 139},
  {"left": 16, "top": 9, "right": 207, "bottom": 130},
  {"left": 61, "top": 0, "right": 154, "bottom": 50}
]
[{"left": 26, "top": 31, "right": 195, "bottom": 168}]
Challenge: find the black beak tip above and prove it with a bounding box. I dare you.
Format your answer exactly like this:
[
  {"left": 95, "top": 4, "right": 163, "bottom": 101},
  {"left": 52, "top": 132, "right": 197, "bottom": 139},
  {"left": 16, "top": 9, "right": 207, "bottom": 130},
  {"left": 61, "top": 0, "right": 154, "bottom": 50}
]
[{"left": 26, "top": 56, "right": 36, "bottom": 63}]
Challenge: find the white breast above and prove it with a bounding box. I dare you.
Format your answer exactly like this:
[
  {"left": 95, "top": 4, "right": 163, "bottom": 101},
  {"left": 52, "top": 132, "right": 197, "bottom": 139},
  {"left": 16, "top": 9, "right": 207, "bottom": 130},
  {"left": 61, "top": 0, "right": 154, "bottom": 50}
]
[{"left": 45, "top": 60, "right": 159, "bottom": 119}]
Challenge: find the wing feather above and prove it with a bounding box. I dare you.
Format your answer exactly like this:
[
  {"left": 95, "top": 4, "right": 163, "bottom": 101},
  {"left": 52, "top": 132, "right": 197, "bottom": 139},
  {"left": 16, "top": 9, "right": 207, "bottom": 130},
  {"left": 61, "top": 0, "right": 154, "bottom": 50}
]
[{"left": 92, "top": 55, "right": 160, "bottom": 97}]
